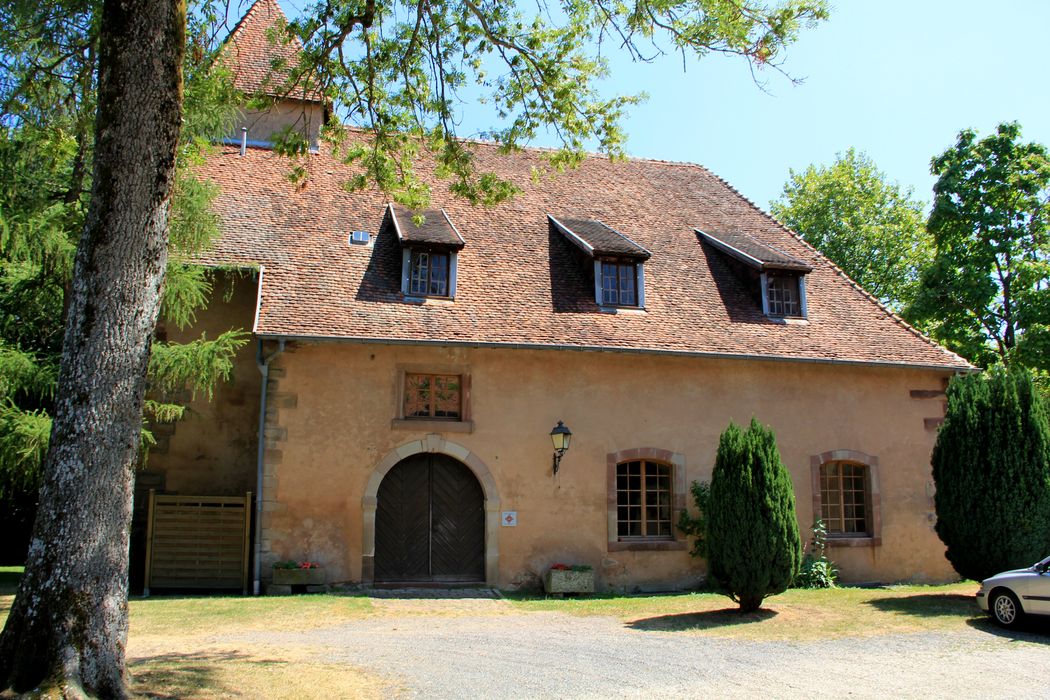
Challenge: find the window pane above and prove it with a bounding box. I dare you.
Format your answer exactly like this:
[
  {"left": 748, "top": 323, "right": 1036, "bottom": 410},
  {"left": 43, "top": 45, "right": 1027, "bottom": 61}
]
[
  {"left": 767, "top": 274, "right": 800, "bottom": 316},
  {"left": 432, "top": 374, "right": 461, "bottom": 417},
  {"left": 602, "top": 263, "right": 618, "bottom": 305},
  {"left": 618, "top": 264, "right": 636, "bottom": 306},
  {"left": 404, "top": 373, "right": 461, "bottom": 420},
  {"left": 409, "top": 251, "right": 429, "bottom": 295},
  {"left": 617, "top": 459, "right": 673, "bottom": 540},
  {"left": 429, "top": 253, "right": 449, "bottom": 296},
  {"left": 403, "top": 373, "right": 431, "bottom": 416},
  {"left": 819, "top": 461, "right": 870, "bottom": 536}
]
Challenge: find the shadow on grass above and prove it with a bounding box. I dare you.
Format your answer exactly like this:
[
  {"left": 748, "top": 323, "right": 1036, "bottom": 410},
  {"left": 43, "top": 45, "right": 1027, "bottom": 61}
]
[
  {"left": 0, "top": 568, "right": 22, "bottom": 597},
  {"left": 865, "top": 593, "right": 978, "bottom": 619},
  {"left": 129, "top": 650, "right": 290, "bottom": 699},
  {"left": 627, "top": 607, "right": 777, "bottom": 633}
]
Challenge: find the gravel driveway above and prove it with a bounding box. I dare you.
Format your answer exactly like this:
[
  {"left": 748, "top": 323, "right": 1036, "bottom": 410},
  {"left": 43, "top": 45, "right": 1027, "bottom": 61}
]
[{"left": 233, "top": 594, "right": 1049, "bottom": 699}]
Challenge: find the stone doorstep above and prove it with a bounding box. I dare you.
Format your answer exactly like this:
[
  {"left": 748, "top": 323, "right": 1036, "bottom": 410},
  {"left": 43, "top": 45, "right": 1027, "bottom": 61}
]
[{"left": 265, "top": 583, "right": 332, "bottom": 596}]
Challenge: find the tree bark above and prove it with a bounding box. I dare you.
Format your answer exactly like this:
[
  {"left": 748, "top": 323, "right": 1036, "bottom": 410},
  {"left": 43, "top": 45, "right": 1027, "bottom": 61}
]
[{"left": 0, "top": 0, "right": 184, "bottom": 696}]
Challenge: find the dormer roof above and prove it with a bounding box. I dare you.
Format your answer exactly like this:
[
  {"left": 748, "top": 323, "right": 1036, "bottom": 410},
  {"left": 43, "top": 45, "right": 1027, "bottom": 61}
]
[
  {"left": 696, "top": 228, "right": 812, "bottom": 273},
  {"left": 222, "top": 0, "right": 322, "bottom": 102},
  {"left": 549, "top": 215, "right": 651, "bottom": 260},
  {"left": 388, "top": 204, "right": 466, "bottom": 249}
]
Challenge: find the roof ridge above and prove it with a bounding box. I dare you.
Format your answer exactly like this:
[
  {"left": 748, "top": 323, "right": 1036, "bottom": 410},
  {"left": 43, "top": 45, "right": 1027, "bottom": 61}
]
[
  {"left": 222, "top": 0, "right": 323, "bottom": 101},
  {"left": 225, "top": 0, "right": 288, "bottom": 47}
]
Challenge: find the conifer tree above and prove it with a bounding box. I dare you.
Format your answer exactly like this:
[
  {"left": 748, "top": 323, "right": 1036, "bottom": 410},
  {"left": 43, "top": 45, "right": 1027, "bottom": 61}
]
[
  {"left": 932, "top": 367, "right": 1050, "bottom": 581},
  {"left": 707, "top": 418, "right": 801, "bottom": 612}
]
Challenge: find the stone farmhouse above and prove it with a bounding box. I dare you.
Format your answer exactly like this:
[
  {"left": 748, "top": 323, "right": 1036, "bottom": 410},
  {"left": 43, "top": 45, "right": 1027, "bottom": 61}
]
[{"left": 137, "top": 0, "right": 971, "bottom": 594}]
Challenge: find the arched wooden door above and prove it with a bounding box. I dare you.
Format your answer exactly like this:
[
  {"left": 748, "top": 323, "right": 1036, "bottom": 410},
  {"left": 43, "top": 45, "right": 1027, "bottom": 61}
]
[{"left": 374, "top": 453, "right": 485, "bottom": 583}]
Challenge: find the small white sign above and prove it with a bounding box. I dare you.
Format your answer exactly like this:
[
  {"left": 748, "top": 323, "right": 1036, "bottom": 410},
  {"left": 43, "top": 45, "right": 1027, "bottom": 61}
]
[{"left": 501, "top": 511, "right": 517, "bottom": 527}]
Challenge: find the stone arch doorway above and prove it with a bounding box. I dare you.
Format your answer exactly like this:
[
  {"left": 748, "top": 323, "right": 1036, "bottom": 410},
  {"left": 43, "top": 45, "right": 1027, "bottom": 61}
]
[
  {"left": 362, "top": 436, "right": 500, "bottom": 585},
  {"left": 374, "top": 453, "right": 484, "bottom": 583}
]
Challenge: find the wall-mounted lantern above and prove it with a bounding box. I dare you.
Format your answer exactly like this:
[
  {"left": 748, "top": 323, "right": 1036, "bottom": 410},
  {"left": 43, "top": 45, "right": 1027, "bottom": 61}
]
[{"left": 550, "top": 421, "right": 572, "bottom": 475}]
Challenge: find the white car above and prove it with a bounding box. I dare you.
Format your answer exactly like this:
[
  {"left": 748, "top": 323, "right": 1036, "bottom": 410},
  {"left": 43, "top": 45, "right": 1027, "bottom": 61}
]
[{"left": 976, "top": 555, "right": 1050, "bottom": 628}]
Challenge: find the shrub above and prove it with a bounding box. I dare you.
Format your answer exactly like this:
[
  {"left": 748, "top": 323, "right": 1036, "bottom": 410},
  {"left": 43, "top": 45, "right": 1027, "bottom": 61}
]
[
  {"left": 676, "top": 480, "right": 710, "bottom": 559},
  {"left": 795, "top": 520, "right": 837, "bottom": 589},
  {"left": 707, "top": 418, "right": 802, "bottom": 612},
  {"left": 932, "top": 367, "right": 1050, "bottom": 581}
]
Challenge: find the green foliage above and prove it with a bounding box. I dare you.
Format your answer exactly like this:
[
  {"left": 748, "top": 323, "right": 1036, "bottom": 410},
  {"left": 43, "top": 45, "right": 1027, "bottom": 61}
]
[
  {"left": 909, "top": 122, "right": 1050, "bottom": 370},
  {"left": 707, "top": 418, "right": 802, "bottom": 612},
  {"left": 677, "top": 480, "right": 711, "bottom": 559},
  {"left": 770, "top": 148, "right": 930, "bottom": 311},
  {"left": 794, "top": 519, "right": 837, "bottom": 589},
  {"left": 277, "top": 0, "right": 827, "bottom": 205},
  {"left": 148, "top": 330, "right": 250, "bottom": 401},
  {"left": 932, "top": 367, "right": 1050, "bottom": 581},
  {"left": 0, "top": 6, "right": 245, "bottom": 497},
  {"left": 0, "top": 404, "right": 51, "bottom": 496}
]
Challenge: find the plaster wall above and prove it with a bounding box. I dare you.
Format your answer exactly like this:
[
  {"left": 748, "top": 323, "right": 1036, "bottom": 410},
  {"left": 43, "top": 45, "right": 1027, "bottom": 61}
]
[
  {"left": 229, "top": 100, "right": 323, "bottom": 149},
  {"left": 258, "top": 341, "right": 956, "bottom": 590},
  {"left": 146, "top": 272, "right": 261, "bottom": 496}
]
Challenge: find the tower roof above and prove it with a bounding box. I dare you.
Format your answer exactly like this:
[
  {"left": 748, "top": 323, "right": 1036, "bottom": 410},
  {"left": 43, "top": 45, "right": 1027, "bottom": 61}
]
[{"left": 222, "top": 0, "right": 322, "bottom": 102}]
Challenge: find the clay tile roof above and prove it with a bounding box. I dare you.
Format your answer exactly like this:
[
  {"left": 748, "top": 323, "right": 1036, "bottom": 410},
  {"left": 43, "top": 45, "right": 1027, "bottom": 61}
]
[
  {"left": 194, "top": 136, "right": 972, "bottom": 372},
  {"left": 389, "top": 204, "right": 466, "bottom": 249},
  {"left": 697, "top": 228, "right": 812, "bottom": 272},
  {"left": 549, "top": 215, "right": 651, "bottom": 259},
  {"left": 222, "top": 0, "right": 322, "bottom": 102}
]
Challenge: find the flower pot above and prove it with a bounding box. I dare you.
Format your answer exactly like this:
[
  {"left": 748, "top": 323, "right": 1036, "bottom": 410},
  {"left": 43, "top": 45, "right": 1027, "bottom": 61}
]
[
  {"left": 272, "top": 568, "right": 325, "bottom": 586},
  {"left": 544, "top": 569, "right": 595, "bottom": 594}
]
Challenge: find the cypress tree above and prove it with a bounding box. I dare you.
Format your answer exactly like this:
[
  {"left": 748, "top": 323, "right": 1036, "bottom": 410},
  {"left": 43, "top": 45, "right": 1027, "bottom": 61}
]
[
  {"left": 707, "top": 418, "right": 802, "bottom": 612},
  {"left": 933, "top": 367, "right": 1050, "bottom": 581}
]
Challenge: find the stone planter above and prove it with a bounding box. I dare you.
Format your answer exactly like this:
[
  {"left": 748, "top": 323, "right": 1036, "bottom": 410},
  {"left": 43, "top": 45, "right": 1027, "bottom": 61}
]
[
  {"left": 544, "top": 569, "right": 595, "bottom": 595},
  {"left": 272, "top": 568, "right": 325, "bottom": 586}
]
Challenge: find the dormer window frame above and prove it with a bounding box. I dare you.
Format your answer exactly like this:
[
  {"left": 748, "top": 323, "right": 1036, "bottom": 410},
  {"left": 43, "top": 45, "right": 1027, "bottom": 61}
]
[
  {"left": 389, "top": 204, "right": 465, "bottom": 302},
  {"left": 548, "top": 214, "right": 650, "bottom": 312},
  {"left": 401, "top": 246, "right": 459, "bottom": 300},
  {"left": 594, "top": 257, "right": 646, "bottom": 309},
  {"left": 695, "top": 228, "right": 811, "bottom": 321},
  {"left": 760, "top": 270, "right": 808, "bottom": 319}
]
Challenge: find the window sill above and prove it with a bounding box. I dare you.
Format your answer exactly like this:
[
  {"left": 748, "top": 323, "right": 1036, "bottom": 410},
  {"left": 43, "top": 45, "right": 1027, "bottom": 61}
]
[
  {"left": 765, "top": 315, "right": 808, "bottom": 325},
  {"left": 391, "top": 418, "right": 473, "bottom": 433},
  {"left": 826, "top": 536, "right": 881, "bottom": 548},
  {"left": 400, "top": 295, "right": 455, "bottom": 306},
  {"left": 598, "top": 306, "right": 646, "bottom": 315},
  {"left": 608, "top": 539, "right": 686, "bottom": 552}
]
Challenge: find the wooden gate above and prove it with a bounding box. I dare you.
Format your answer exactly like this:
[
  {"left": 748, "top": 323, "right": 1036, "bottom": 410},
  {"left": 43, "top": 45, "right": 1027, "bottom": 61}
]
[
  {"left": 143, "top": 491, "right": 252, "bottom": 595},
  {"left": 374, "top": 454, "right": 485, "bottom": 583}
]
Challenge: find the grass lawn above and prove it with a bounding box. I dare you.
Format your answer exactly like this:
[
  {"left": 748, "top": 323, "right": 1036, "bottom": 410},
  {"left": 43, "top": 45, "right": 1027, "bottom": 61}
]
[
  {"left": 504, "top": 581, "right": 983, "bottom": 641},
  {"left": 0, "top": 567, "right": 986, "bottom": 697}
]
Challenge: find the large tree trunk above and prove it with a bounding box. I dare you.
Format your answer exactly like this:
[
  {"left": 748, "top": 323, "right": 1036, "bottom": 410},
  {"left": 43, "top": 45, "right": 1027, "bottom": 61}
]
[{"left": 0, "top": 0, "right": 184, "bottom": 696}]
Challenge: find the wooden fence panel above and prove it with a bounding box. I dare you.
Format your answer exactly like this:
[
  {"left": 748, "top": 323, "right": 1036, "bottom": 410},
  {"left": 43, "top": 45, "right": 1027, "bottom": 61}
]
[{"left": 144, "top": 490, "right": 252, "bottom": 595}]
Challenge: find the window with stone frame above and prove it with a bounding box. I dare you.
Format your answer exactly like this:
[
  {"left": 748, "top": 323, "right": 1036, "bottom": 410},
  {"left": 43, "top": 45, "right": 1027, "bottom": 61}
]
[
  {"left": 408, "top": 249, "right": 451, "bottom": 297},
  {"left": 616, "top": 459, "right": 673, "bottom": 539},
  {"left": 402, "top": 373, "right": 462, "bottom": 420},
  {"left": 766, "top": 272, "right": 802, "bottom": 317},
  {"left": 600, "top": 259, "right": 639, "bottom": 307},
  {"left": 819, "top": 461, "right": 872, "bottom": 536}
]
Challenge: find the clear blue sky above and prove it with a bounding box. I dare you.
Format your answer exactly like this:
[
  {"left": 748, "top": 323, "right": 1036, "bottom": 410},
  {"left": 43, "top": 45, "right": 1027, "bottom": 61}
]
[
  {"left": 596, "top": 0, "right": 1050, "bottom": 210},
  {"left": 274, "top": 0, "right": 1050, "bottom": 210}
]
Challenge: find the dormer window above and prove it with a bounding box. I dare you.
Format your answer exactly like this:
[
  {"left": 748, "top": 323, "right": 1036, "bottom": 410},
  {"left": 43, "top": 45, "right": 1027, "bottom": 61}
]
[
  {"left": 409, "top": 250, "right": 451, "bottom": 297},
  {"left": 601, "top": 259, "right": 638, "bottom": 306},
  {"left": 696, "top": 228, "right": 811, "bottom": 320},
  {"left": 765, "top": 271, "right": 803, "bottom": 317},
  {"left": 388, "top": 204, "right": 465, "bottom": 301},
  {"left": 549, "top": 215, "right": 651, "bottom": 310}
]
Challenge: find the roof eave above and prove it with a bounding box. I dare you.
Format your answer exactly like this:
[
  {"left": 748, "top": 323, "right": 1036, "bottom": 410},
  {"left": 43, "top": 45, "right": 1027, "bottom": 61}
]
[{"left": 252, "top": 332, "right": 976, "bottom": 373}]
